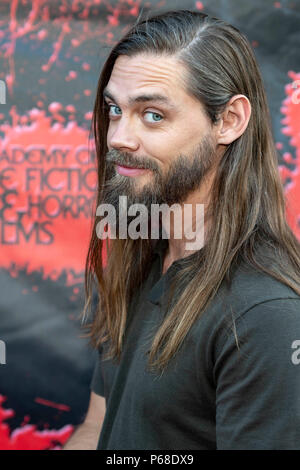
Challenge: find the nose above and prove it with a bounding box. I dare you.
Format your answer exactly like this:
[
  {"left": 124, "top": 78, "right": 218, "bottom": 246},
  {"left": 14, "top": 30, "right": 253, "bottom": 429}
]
[{"left": 107, "top": 116, "right": 139, "bottom": 152}]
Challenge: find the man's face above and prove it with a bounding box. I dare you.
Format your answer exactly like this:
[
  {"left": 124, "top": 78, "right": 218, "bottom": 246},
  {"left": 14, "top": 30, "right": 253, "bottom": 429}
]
[{"left": 102, "top": 53, "right": 218, "bottom": 214}]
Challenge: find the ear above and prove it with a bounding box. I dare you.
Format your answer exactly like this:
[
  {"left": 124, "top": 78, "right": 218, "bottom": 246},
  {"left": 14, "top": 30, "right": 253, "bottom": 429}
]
[{"left": 215, "top": 94, "right": 251, "bottom": 145}]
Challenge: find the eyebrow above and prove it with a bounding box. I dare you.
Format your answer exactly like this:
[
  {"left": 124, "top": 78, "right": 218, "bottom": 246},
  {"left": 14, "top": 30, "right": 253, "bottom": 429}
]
[{"left": 103, "top": 87, "right": 177, "bottom": 109}]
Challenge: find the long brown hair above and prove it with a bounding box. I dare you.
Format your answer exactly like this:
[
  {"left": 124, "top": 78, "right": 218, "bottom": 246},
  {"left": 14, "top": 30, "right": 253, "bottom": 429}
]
[{"left": 81, "top": 9, "right": 300, "bottom": 373}]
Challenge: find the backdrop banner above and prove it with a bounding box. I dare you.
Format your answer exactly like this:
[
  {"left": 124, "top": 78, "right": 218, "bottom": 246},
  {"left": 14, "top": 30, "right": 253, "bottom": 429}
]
[{"left": 0, "top": 0, "right": 299, "bottom": 450}]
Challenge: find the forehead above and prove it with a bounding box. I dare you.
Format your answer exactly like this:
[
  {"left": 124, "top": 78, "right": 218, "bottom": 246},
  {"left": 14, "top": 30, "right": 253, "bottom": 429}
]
[{"left": 105, "top": 54, "right": 190, "bottom": 105}]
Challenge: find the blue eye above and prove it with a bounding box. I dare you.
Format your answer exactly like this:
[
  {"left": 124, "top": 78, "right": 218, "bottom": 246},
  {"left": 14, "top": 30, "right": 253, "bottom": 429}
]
[
  {"left": 107, "top": 104, "right": 121, "bottom": 116},
  {"left": 105, "top": 103, "right": 163, "bottom": 123},
  {"left": 144, "top": 112, "right": 163, "bottom": 123}
]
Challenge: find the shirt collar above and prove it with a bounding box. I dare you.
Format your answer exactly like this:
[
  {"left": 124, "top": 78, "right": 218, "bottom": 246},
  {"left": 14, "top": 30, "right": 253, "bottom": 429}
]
[
  {"left": 147, "top": 238, "right": 202, "bottom": 306},
  {"left": 146, "top": 238, "right": 169, "bottom": 305},
  {"left": 152, "top": 237, "right": 168, "bottom": 263}
]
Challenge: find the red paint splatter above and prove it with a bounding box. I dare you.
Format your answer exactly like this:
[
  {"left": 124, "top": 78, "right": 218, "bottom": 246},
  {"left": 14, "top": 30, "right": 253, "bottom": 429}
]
[
  {"left": 195, "top": 1, "right": 204, "bottom": 10},
  {"left": 106, "top": 7, "right": 120, "bottom": 28},
  {"left": 37, "top": 28, "right": 47, "bottom": 41},
  {"left": 1, "top": 0, "right": 144, "bottom": 93},
  {"left": 82, "top": 62, "right": 91, "bottom": 71},
  {"left": 65, "top": 105, "right": 76, "bottom": 114},
  {"left": 279, "top": 71, "right": 300, "bottom": 240},
  {"left": 84, "top": 111, "right": 93, "bottom": 120},
  {"left": 0, "top": 395, "right": 73, "bottom": 450},
  {"left": 34, "top": 398, "right": 71, "bottom": 412},
  {"left": 65, "top": 70, "right": 77, "bottom": 81},
  {"left": 71, "top": 38, "right": 80, "bottom": 48}
]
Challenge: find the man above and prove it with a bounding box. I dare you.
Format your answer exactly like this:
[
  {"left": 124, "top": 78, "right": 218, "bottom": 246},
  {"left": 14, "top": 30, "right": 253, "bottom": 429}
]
[{"left": 63, "top": 9, "right": 300, "bottom": 450}]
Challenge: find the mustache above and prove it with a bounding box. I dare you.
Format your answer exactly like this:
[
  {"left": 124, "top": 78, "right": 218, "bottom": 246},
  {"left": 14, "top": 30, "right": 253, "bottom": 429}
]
[{"left": 105, "top": 148, "right": 158, "bottom": 171}]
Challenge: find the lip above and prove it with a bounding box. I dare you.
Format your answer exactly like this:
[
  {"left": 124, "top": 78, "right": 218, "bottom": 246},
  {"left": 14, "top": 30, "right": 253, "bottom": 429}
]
[{"left": 116, "top": 164, "right": 150, "bottom": 177}]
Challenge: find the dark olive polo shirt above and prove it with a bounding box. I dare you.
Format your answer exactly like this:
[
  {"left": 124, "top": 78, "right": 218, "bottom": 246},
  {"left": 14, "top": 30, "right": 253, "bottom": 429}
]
[{"left": 90, "top": 238, "right": 300, "bottom": 450}]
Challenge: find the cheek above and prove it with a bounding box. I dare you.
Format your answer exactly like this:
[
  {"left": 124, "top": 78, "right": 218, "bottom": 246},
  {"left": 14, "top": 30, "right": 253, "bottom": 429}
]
[
  {"left": 106, "top": 126, "right": 113, "bottom": 147},
  {"left": 143, "top": 134, "right": 181, "bottom": 166}
]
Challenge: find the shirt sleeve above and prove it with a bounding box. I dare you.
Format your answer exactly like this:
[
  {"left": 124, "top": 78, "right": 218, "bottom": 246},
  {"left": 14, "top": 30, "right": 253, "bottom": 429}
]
[
  {"left": 90, "top": 347, "right": 105, "bottom": 397},
  {"left": 214, "top": 298, "right": 300, "bottom": 450}
]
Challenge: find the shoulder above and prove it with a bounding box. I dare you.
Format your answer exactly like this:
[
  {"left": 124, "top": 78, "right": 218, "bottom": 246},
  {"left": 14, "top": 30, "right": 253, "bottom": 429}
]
[
  {"left": 212, "top": 261, "right": 300, "bottom": 361},
  {"left": 191, "top": 258, "right": 300, "bottom": 355},
  {"left": 219, "top": 259, "right": 299, "bottom": 321}
]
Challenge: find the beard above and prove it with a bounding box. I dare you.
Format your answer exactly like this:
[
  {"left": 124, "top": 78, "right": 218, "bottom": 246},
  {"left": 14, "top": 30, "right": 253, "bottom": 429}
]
[{"left": 101, "top": 133, "right": 217, "bottom": 235}]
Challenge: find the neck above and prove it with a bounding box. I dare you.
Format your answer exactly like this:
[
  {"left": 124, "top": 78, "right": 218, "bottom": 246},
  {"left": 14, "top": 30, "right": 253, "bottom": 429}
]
[{"left": 161, "top": 188, "right": 212, "bottom": 275}]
